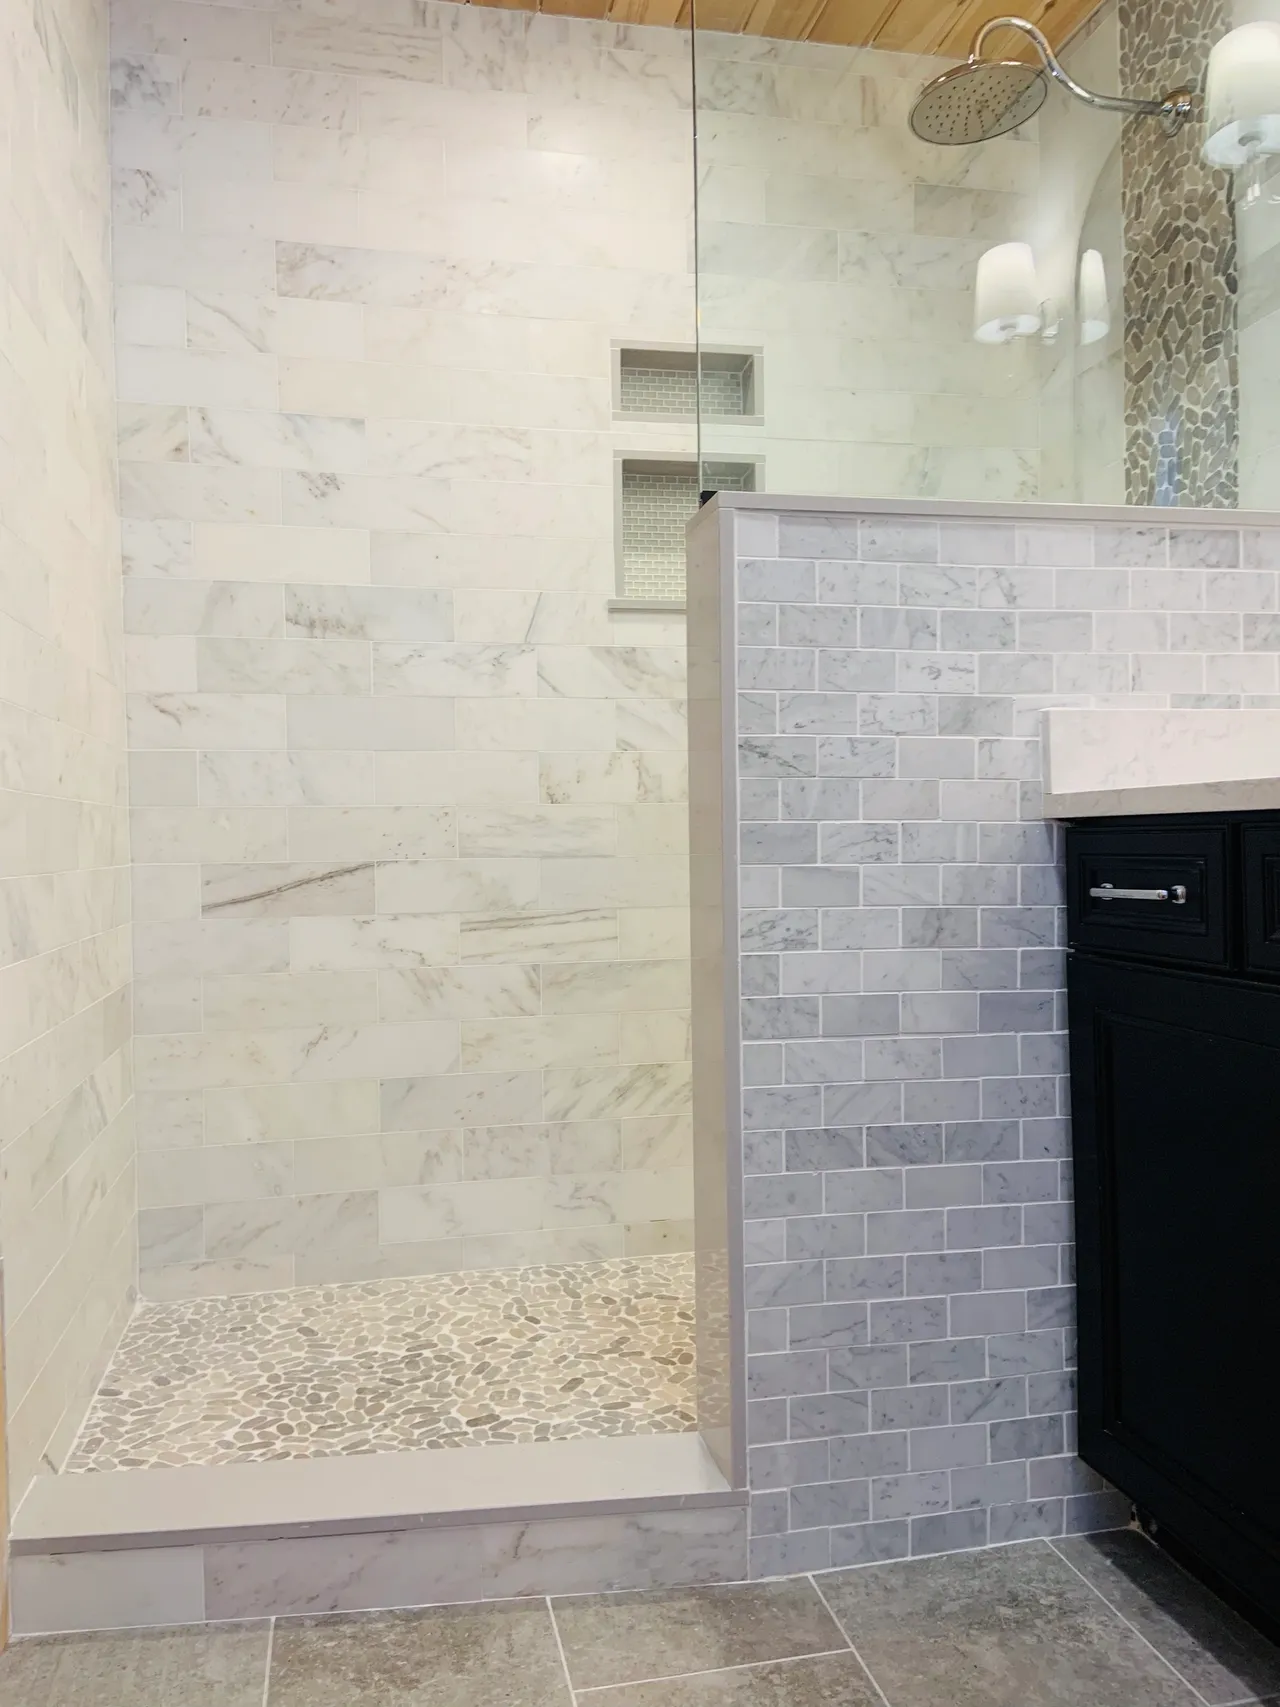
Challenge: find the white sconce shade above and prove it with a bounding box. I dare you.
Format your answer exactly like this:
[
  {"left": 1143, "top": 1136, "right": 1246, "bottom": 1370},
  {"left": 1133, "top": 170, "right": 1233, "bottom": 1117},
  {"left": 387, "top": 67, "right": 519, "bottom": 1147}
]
[
  {"left": 974, "top": 242, "right": 1041, "bottom": 344},
  {"left": 1203, "top": 21, "right": 1280, "bottom": 169},
  {"left": 1078, "top": 249, "right": 1111, "bottom": 346}
]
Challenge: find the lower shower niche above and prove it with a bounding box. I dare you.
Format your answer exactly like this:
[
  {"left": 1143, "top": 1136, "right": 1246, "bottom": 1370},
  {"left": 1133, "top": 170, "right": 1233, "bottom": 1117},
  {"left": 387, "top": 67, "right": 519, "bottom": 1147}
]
[{"left": 66, "top": 1253, "right": 696, "bottom": 1473}]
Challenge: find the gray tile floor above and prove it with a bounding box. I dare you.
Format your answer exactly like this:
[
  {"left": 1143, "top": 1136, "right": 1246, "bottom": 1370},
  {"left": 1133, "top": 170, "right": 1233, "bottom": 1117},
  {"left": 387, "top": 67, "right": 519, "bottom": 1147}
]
[{"left": 3, "top": 1532, "right": 1278, "bottom": 1706}]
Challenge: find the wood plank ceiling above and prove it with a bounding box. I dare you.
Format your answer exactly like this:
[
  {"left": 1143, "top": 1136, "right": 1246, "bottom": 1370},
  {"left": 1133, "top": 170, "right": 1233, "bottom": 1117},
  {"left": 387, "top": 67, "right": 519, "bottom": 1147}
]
[{"left": 455, "top": 0, "right": 1100, "bottom": 64}]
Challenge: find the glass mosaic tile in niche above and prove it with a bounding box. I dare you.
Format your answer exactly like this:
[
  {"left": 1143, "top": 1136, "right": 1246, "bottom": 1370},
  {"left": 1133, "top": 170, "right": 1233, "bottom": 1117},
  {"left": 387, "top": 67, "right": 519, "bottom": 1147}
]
[
  {"left": 619, "top": 364, "right": 746, "bottom": 418},
  {"left": 66, "top": 1254, "right": 696, "bottom": 1472}
]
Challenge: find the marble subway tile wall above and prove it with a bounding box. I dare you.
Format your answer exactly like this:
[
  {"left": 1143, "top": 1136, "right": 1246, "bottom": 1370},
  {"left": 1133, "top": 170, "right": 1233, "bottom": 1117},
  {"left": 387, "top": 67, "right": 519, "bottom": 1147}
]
[
  {"left": 111, "top": 0, "right": 700, "bottom": 1296},
  {"left": 689, "top": 498, "right": 1280, "bottom": 1574},
  {"left": 1, "top": 0, "right": 134, "bottom": 1498},
  {"left": 695, "top": 37, "right": 1041, "bottom": 501}
]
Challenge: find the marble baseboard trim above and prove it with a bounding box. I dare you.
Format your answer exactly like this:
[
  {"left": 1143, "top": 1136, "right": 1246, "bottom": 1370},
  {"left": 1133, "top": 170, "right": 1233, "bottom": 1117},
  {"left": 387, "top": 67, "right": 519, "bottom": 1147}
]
[
  {"left": 12, "top": 1432, "right": 739, "bottom": 1554},
  {"left": 1042, "top": 707, "right": 1280, "bottom": 818},
  {"left": 10, "top": 1502, "right": 749, "bottom": 1634}
]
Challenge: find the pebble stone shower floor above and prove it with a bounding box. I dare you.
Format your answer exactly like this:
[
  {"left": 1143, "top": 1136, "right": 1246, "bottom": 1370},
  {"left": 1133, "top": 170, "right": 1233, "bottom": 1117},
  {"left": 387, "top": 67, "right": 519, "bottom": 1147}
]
[{"left": 66, "top": 1253, "right": 696, "bottom": 1472}]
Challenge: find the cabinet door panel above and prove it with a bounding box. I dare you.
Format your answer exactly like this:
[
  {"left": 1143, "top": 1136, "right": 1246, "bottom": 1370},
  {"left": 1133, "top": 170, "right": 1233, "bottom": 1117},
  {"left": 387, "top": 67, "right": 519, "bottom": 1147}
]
[{"left": 1070, "top": 955, "right": 1280, "bottom": 1628}]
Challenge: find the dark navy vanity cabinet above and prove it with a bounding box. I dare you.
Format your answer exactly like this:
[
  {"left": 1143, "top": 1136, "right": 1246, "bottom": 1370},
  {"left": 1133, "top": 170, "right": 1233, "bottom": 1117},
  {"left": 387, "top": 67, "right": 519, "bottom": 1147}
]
[{"left": 1067, "top": 811, "right": 1280, "bottom": 1639}]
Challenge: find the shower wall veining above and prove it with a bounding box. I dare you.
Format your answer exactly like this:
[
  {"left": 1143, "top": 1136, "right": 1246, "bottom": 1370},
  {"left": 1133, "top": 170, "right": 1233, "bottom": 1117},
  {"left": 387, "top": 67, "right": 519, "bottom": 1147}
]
[
  {"left": 1, "top": 0, "right": 134, "bottom": 1501},
  {"left": 112, "top": 0, "right": 701, "bottom": 1296}
]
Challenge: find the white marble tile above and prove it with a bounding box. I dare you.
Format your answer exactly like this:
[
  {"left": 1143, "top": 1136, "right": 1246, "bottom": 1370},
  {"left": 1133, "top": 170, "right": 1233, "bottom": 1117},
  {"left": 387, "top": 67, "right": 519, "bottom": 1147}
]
[
  {"left": 380, "top": 965, "right": 540, "bottom": 1021},
  {"left": 11, "top": 1547, "right": 206, "bottom": 1635},
  {"left": 291, "top": 914, "right": 460, "bottom": 970}
]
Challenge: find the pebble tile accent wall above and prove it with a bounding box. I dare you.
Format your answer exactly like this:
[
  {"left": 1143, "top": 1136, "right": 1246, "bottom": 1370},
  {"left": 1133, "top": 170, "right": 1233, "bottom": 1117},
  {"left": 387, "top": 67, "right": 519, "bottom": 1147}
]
[
  {"left": 688, "top": 498, "right": 1280, "bottom": 1575},
  {"left": 1119, "top": 0, "right": 1239, "bottom": 506},
  {"left": 1, "top": 0, "right": 134, "bottom": 1500}
]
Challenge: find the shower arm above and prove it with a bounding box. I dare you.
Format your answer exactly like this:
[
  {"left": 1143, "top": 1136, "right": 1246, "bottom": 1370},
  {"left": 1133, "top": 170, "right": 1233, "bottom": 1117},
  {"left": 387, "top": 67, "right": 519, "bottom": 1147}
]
[{"left": 973, "top": 16, "right": 1195, "bottom": 132}]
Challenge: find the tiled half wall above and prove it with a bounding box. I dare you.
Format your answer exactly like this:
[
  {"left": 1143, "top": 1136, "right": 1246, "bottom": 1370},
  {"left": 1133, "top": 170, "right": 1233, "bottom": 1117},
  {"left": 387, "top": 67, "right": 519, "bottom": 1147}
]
[{"left": 687, "top": 496, "right": 1280, "bottom": 1576}]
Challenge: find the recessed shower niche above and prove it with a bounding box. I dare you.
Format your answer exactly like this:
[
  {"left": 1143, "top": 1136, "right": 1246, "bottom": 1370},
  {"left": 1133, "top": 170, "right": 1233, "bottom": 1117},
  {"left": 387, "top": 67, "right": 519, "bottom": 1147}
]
[
  {"left": 614, "top": 345, "right": 762, "bottom": 423},
  {"left": 614, "top": 456, "right": 760, "bottom": 607}
]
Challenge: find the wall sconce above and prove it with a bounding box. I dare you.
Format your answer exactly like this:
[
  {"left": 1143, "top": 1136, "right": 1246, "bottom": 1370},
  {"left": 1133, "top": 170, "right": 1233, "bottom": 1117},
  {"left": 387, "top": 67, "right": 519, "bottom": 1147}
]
[
  {"left": 1203, "top": 21, "right": 1280, "bottom": 169},
  {"left": 973, "top": 243, "right": 1059, "bottom": 345},
  {"left": 974, "top": 242, "right": 1041, "bottom": 344},
  {"left": 1078, "top": 249, "right": 1111, "bottom": 346}
]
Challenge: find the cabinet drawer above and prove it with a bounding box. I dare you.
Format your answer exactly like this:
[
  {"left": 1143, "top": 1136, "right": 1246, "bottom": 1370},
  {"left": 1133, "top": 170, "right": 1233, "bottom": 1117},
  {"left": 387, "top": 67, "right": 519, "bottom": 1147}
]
[{"left": 1067, "top": 825, "right": 1227, "bottom": 965}]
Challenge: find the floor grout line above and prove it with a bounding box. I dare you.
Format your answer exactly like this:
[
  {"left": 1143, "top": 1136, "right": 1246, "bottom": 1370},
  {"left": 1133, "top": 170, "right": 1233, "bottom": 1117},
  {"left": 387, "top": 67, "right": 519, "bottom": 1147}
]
[
  {"left": 574, "top": 1645, "right": 860, "bottom": 1695},
  {"left": 1046, "top": 1538, "right": 1215, "bottom": 1707},
  {"left": 260, "top": 1618, "right": 275, "bottom": 1707},
  {"left": 807, "top": 1573, "right": 896, "bottom": 1707},
  {"left": 546, "top": 1596, "right": 579, "bottom": 1706}
]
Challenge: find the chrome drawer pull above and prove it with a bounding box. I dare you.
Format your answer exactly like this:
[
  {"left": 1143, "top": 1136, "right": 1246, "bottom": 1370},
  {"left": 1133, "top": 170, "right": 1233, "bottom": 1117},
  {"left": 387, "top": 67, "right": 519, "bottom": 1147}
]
[{"left": 1089, "top": 883, "right": 1188, "bottom": 904}]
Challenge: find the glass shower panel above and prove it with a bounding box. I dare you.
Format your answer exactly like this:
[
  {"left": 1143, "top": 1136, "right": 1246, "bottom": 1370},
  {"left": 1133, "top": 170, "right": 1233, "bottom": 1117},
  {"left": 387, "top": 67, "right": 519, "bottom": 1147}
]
[{"left": 693, "top": 0, "right": 1272, "bottom": 509}]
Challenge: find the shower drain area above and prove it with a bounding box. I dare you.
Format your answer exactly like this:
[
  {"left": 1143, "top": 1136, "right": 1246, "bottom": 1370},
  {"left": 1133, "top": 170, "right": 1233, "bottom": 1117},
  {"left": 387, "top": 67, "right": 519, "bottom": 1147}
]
[{"left": 65, "top": 1253, "right": 696, "bottom": 1473}]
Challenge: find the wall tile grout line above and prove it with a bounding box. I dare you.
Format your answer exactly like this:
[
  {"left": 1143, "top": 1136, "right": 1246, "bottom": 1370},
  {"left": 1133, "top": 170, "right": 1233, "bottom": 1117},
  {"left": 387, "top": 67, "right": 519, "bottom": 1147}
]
[
  {"left": 546, "top": 1595, "right": 579, "bottom": 1705},
  {"left": 807, "top": 1573, "right": 897, "bottom": 1707},
  {"left": 1045, "top": 1538, "right": 1215, "bottom": 1706}
]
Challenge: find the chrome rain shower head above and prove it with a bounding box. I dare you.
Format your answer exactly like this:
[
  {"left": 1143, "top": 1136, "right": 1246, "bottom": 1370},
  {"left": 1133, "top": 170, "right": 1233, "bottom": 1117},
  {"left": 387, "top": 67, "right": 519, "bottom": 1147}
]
[
  {"left": 909, "top": 56, "right": 1047, "bottom": 145},
  {"left": 909, "top": 14, "right": 1195, "bottom": 146}
]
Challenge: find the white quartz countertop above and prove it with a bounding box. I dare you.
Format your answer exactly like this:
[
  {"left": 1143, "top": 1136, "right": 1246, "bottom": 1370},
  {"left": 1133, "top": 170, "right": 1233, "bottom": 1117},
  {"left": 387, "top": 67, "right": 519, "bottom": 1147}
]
[{"left": 1042, "top": 709, "right": 1280, "bottom": 818}]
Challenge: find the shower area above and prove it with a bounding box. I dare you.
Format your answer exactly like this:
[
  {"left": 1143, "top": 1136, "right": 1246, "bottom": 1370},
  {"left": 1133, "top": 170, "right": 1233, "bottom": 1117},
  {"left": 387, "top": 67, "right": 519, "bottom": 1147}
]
[{"left": 5, "top": 0, "right": 1280, "bottom": 1624}]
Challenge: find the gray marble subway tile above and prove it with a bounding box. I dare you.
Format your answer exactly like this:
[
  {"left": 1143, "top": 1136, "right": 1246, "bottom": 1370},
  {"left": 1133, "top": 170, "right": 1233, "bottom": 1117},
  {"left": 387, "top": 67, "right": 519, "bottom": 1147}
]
[
  {"left": 900, "top": 566, "right": 980, "bottom": 608},
  {"left": 740, "top": 737, "right": 818, "bottom": 777},
  {"left": 907, "top": 1340, "right": 987, "bottom": 1387},
  {"left": 749, "top": 1530, "right": 834, "bottom": 1578},
  {"left": 902, "top": 1080, "right": 982, "bottom": 1123},
  {"left": 748, "top": 1440, "right": 831, "bottom": 1491},
  {"left": 825, "top": 1255, "right": 905, "bottom": 1303},
  {"left": 817, "top": 561, "right": 899, "bottom": 604},
  {"left": 741, "top": 559, "right": 816, "bottom": 601},
  {"left": 788, "top": 1301, "right": 870, "bottom": 1350},
  {"left": 778, "top": 518, "right": 861, "bottom": 561},
  {"left": 830, "top": 1431, "right": 911, "bottom": 1479},
  {"left": 1051, "top": 1530, "right": 1280, "bottom": 1705},
  {"left": 828, "top": 1344, "right": 909, "bottom": 1391},
  {"left": 989, "top": 1499, "right": 1065, "bottom": 1543},
  {"left": 749, "top": 1490, "right": 790, "bottom": 1536},
  {"left": 779, "top": 779, "right": 864, "bottom": 819},
  {"left": 1027, "top": 1370, "right": 1075, "bottom": 1415},
  {"left": 748, "top": 1400, "right": 791, "bottom": 1447},
  {"left": 785, "top": 1214, "right": 867, "bottom": 1261},
  {"left": 820, "top": 995, "right": 903, "bottom": 1036},
  {"left": 781, "top": 604, "right": 860, "bottom": 647},
  {"left": 744, "top": 1260, "right": 824, "bottom": 1313},
  {"left": 819, "top": 648, "right": 899, "bottom": 692},
  {"left": 830, "top": 1519, "right": 912, "bottom": 1569},
  {"left": 739, "top": 605, "right": 778, "bottom": 647},
  {"left": 744, "top": 1174, "right": 823, "bottom": 1219},
  {"left": 739, "top": 649, "right": 817, "bottom": 692},
  {"left": 871, "top": 1469, "right": 950, "bottom": 1519},
  {"left": 748, "top": 1349, "right": 830, "bottom": 1400},
  {"left": 905, "top": 1420, "right": 988, "bottom": 1471},
  {"left": 951, "top": 1376, "right": 1028, "bottom": 1424},
  {"left": 744, "top": 956, "right": 782, "bottom": 998},
  {"left": 790, "top": 1479, "right": 871, "bottom": 1528},
  {"left": 815, "top": 736, "right": 897, "bottom": 776},
  {"left": 860, "top": 520, "right": 938, "bottom": 563},
  {"left": 864, "top": 1124, "right": 944, "bottom": 1166},
  {"left": 784, "top": 1127, "right": 864, "bottom": 1170},
  {"left": 781, "top": 868, "right": 862, "bottom": 907},
  {"left": 870, "top": 1383, "right": 949, "bottom": 1431},
  {"left": 904, "top": 1252, "right": 983, "bottom": 1296}
]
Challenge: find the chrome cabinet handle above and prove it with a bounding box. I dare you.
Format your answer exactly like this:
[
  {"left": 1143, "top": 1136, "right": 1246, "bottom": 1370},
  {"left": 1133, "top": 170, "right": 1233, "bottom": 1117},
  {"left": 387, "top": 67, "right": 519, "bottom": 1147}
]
[{"left": 1089, "top": 883, "right": 1188, "bottom": 904}]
